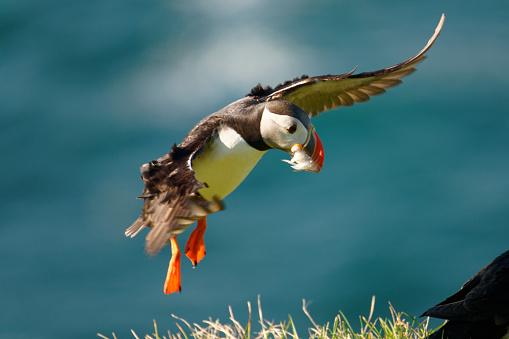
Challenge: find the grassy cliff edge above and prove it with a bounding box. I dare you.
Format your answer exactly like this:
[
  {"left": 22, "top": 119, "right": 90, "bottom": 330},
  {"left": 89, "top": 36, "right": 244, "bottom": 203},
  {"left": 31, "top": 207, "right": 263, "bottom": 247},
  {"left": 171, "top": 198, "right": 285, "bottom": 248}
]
[{"left": 98, "top": 296, "right": 441, "bottom": 339}]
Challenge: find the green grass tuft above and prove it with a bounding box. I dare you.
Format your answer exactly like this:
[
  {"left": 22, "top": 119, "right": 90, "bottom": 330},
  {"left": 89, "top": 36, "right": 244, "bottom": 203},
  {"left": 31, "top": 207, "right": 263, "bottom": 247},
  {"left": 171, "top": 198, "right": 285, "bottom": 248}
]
[{"left": 98, "top": 296, "right": 442, "bottom": 339}]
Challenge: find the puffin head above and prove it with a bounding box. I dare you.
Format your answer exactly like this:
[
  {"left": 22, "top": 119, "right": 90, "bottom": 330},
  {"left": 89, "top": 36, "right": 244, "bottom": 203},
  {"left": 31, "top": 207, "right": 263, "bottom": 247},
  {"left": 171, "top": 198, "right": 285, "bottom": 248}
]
[{"left": 260, "top": 101, "right": 324, "bottom": 172}]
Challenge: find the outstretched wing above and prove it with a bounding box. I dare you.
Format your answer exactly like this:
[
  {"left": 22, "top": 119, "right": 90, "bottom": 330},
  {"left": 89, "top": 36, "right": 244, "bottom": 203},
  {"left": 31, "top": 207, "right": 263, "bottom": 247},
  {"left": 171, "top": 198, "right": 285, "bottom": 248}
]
[
  {"left": 126, "top": 117, "right": 224, "bottom": 256},
  {"left": 248, "top": 14, "right": 445, "bottom": 118}
]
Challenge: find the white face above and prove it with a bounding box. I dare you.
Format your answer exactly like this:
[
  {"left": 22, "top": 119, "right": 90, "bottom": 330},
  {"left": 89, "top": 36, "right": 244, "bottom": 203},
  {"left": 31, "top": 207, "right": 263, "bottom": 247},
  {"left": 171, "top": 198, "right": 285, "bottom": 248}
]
[{"left": 259, "top": 107, "right": 309, "bottom": 152}]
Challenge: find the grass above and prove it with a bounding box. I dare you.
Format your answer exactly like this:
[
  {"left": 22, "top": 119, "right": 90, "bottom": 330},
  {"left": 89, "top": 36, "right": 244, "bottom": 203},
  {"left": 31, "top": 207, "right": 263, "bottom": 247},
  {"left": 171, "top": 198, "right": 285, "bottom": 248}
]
[{"left": 97, "top": 296, "right": 441, "bottom": 339}]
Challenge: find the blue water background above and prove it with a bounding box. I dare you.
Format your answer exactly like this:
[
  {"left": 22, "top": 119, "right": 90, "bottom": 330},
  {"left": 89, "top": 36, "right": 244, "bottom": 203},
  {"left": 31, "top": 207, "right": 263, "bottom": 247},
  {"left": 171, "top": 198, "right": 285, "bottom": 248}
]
[{"left": 1, "top": 1, "right": 509, "bottom": 338}]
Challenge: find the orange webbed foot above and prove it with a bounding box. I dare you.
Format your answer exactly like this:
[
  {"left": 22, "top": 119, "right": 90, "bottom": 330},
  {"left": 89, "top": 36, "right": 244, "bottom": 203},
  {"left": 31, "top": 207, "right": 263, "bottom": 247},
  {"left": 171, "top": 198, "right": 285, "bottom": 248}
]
[
  {"left": 164, "top": 237, "right": 181, "bottom": 294},
  {"left": 185, "top": 217, "right": 207, "bottom": 267}
]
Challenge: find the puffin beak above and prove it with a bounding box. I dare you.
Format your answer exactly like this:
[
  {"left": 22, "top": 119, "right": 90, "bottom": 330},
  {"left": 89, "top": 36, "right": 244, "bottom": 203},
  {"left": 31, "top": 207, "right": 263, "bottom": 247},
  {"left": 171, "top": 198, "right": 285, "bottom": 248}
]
[
  {"left": 283, "top": 125, "right": 324, "bottom": 172},
  {"left": 303, "top": 126, "right": 324, "bottom": 172}
]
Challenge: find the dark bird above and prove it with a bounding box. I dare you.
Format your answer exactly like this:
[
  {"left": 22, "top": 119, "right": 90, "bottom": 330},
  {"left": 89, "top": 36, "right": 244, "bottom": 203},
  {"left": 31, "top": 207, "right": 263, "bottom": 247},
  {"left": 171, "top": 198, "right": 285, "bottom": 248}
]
[
  {"left": 127, "top": 14, "right": 445, "bottom": 294},
  {"left": 423, "top": 250, "right": 509, "bottom": 339}
]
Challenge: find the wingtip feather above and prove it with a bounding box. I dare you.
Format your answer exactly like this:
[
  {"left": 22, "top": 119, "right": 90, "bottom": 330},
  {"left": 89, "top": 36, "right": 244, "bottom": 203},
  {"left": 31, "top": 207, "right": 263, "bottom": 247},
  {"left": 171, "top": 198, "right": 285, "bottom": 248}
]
[{"left": 126, "top": 217, "right": 146, "bottom": 238}]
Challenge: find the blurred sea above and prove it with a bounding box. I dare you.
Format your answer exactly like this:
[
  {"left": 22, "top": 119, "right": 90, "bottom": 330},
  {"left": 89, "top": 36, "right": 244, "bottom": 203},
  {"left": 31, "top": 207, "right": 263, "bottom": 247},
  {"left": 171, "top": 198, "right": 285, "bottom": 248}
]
[{"left": 1, "top": 1, "right": 509, "bottom": 338}]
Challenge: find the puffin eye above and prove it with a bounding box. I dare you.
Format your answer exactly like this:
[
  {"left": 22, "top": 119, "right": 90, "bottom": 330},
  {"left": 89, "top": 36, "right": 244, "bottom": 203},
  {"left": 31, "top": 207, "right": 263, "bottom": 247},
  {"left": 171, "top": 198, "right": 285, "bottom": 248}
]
[{"left": 287, "top": 124, "right": 297, "bottom": 134}]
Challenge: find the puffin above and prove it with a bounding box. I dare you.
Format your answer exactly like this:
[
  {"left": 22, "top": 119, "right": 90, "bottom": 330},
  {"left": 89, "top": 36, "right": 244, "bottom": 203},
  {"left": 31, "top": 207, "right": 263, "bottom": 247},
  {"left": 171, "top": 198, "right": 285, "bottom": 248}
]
[
  {"left": 127, "top": 14, "right": 445, "bottom": 294},
  {"left": 422, "top": 250, "right": 509, "bottom": 339}
]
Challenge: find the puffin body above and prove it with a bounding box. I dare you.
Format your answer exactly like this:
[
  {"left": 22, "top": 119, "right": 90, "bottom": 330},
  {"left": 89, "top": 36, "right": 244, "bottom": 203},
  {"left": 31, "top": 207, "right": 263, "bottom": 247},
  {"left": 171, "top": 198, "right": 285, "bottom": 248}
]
[
  {"left": 192, "top": 124, "right": 266, "bottom": 201},
  {"left": 191, "top": 99, "right": 318, "bottom": 201},
  {"left": 127, "top": 15, "right": 445, "bottom": 294},
  {"left": 423, "top": 250, "right": 509, "bottom": 339}
]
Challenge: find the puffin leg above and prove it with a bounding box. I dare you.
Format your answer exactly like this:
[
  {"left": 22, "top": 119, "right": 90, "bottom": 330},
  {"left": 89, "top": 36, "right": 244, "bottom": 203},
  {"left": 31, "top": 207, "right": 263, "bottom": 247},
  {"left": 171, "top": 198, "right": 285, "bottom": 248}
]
[
  {"left": 163, "top": 237, "right": 181, "bottom": 294},
  {"left": 185, "top": 217, "right": 207, "bottom": 267}
]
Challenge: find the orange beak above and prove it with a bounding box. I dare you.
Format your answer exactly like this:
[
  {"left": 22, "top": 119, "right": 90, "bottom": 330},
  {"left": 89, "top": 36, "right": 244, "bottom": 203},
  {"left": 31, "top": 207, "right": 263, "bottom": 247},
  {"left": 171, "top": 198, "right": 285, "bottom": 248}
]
[{"left": 303, "top": 127, "right": 324, "bottom": 172}]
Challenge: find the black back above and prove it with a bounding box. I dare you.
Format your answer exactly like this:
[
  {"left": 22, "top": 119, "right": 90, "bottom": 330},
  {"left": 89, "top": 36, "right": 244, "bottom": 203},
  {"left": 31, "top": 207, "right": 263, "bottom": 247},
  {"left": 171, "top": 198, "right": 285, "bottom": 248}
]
[{"left": 423, "top": 250, "right": 509, "bottom": 339}]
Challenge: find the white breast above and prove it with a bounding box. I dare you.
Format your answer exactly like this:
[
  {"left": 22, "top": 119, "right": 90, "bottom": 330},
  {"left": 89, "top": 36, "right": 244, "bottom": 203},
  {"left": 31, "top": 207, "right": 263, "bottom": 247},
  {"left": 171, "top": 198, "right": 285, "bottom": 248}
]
[{"left": 192, "top": 126, "right": 266, "bottom": 201}]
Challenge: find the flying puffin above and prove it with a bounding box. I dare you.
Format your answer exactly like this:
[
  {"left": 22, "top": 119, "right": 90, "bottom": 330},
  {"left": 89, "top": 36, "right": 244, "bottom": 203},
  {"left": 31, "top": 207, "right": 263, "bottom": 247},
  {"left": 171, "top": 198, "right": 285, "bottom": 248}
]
[
  {"left": 422, "top": 250, "right": 509, "bottom": 339},
  {"left": 127, "top": 14, "right": 445, "bottom": 294}
]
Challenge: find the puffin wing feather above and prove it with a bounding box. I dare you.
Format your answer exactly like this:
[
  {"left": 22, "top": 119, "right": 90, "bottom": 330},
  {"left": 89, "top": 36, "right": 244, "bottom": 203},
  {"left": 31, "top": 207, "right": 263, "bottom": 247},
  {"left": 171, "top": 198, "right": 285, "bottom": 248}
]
[
  {"left": 249, "top": 14, "right": 444, "bottom": 118},
  {"left": 422, "top": 251, "right": 509, "bottom": 324},
  {"left": 127, "top": 116, "right": 224, "bottom": 256}
]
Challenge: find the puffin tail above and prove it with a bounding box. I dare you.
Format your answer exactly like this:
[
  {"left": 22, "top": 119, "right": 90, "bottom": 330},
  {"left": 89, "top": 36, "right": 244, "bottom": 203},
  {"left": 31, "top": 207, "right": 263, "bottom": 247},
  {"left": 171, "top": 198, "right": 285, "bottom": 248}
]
[{"left": 126, "top": 216, "right": 145, "bottom": 238}]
